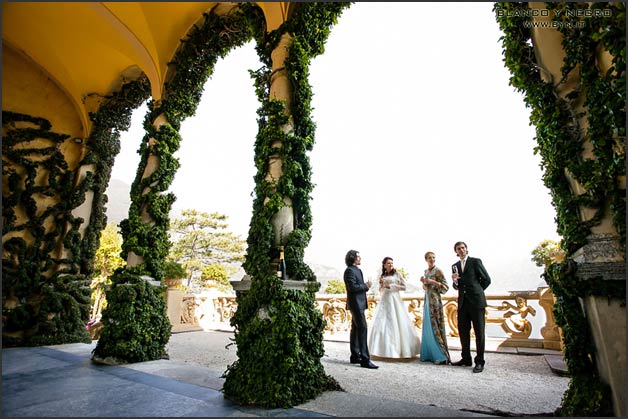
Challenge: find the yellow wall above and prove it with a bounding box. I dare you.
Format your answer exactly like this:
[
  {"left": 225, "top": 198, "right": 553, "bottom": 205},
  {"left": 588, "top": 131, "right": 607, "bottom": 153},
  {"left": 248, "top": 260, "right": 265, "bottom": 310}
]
[{"left": 2, "top": 43, "right": 85, "bottom": 170}]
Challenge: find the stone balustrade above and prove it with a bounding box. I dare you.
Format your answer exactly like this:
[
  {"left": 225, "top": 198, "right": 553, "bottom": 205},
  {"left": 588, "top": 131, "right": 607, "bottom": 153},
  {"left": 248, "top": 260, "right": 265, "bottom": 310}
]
[{"left": 172, "top": 286, "right": 562, "bottom": 350}]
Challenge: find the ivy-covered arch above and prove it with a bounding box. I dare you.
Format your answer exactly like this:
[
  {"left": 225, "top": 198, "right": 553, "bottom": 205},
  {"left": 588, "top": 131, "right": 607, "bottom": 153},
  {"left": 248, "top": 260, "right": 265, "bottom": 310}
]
[{"left": 93, "top": 4, "right": 262, "bottom": 363}]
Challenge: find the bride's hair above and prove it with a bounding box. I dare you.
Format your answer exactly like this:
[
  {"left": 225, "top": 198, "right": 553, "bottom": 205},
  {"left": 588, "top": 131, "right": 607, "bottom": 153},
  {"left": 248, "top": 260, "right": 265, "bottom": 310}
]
[{"left": 380, "top": 257, "right": 396, "bottom": 277}]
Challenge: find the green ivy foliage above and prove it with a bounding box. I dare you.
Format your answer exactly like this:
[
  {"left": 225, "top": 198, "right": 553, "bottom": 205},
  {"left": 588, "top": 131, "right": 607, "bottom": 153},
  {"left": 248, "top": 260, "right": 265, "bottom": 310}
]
[
  {"left": 552, "top": 2, "right": 626, "bottom": 250},
  {"left": 223, "top": 281, "right": 341, "bottom": 407},
  {"left": 243, "top": 1, "right": 352, "bottom": 283},
  {"left": 92, "top": 270, "right": 171, "bottom": 363},
  {"left": 2, "top": 76, "right": 151, "bottom": 347},
  {"left": 81, "top": 76, "right": 151, "bottom": 277},
  {"left": 544, "top": 263, "right": 615, "bottom": 417},
  {"left": 95, "top": 5, "right": 257, "bottom": 363},
  {"left": 2, "top": 112, "right": 88, "bottom": 346},
  {"left": 495, "top": 2, "right": 625, "bottom": 416},
  {"left": 494, "top": 2, "right": 625, "bottom": 255},
  {"left": 223, "top": 2, "right": 351, "bottom": 408}
]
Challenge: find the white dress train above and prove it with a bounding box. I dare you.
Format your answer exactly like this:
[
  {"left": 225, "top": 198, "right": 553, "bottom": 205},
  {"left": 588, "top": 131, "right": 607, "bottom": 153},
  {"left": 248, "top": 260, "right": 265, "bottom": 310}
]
[{"left": 367, "top": 272, "right": 421, "bottom": 358}]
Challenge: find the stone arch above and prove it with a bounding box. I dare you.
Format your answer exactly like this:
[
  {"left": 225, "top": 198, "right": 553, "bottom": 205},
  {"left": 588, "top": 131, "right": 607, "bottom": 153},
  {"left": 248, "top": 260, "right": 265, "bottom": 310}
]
[{"left": 92, "top": 4, "right": 264, "bottom": 364}]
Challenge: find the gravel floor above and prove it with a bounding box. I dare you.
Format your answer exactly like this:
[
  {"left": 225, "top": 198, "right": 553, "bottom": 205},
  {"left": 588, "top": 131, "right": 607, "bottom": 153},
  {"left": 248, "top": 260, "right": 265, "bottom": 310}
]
[{"left": 166, "top": 330, "right": 569, "bottom": 416}]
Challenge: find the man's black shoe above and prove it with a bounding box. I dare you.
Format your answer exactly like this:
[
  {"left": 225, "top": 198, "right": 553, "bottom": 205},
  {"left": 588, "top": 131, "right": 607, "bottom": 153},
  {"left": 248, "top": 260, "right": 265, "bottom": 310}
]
[
  {"left": 360, "top": 361, "right": 379, "bottom": 369},
  {"left": 451, "top": 359, "right": 472, "bottom": 367},
  {"left": 350, "top": 357, "right": 362, "bottom": 364},
  {"left": 473, "top": 364, "right": 484, "bottom": 373}
]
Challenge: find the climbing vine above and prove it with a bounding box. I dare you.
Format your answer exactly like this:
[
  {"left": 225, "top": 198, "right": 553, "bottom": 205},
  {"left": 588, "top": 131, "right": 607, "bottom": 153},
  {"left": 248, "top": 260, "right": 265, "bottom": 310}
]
[
  {"left": 242, "top": 2, "right": 351, "bottom": 283},
  {"left": 81, "top": 76, "right": 152, "bottom": 279},
  {"left": 93, "top": 4, "right": 259, "bottom": 364},
  {"left": 494, "top": 2, "right": 625, "bottom": 416},
  {"left": 544, "top": 263, "right": 615, "bottom": 417},
  {"left": 494, "top": 1, "right": 625, "bottom": 254},
  {"left": 1, "top": 73, "right": 150, "bottom": 347},
  {"left": 223, "top": 2, "right": 351, "bottom": 408},
  {"left": 2, "top": 111, "right": 91, "bottom": 347}
]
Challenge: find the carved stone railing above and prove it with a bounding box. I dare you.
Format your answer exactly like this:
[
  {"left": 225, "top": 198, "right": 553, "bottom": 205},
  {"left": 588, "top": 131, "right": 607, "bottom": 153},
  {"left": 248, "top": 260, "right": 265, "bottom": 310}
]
[
  {"left": 176, "top": 287, "right": 562, "bottom": 350},
  {"left": 178, "top": 291, "right": 238, "bottom": 331}
]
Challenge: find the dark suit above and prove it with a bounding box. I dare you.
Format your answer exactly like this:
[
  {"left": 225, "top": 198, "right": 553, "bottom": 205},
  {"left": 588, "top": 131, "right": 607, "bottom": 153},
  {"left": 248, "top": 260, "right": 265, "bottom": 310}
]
[
  {"left": 452, "top": 257, "right": 491, "bottom": 366},
  {"left": 343, "top": 264, "right": 370, "bottom": 364}
]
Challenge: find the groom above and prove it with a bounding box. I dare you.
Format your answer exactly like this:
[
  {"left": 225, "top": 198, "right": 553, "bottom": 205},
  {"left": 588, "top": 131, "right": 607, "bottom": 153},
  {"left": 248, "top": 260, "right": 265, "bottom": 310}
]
[
  {"left": 451, "top": 241, "right": 491, "bottom": 373},
  {"left": 343, "top": 249, "right": 378, "bottom": 369}
]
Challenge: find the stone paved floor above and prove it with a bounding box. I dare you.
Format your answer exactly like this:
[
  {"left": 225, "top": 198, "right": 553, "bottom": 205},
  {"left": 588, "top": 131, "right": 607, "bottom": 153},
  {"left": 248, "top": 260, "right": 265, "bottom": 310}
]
[{"left": 2, "top": 330, "right": 569, "bottom": 417}]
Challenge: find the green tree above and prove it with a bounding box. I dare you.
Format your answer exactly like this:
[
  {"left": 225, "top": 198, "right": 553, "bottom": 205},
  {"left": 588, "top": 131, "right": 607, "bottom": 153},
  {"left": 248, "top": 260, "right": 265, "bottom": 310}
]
[
  {"left": 323, "top": 279, "right": 346, "bottom": 294},
  {"left": 531, "top": 239, "right": 565, "bottom": 269},
  {"left": 397, "top": 267, "right": 409, "bottom": 280},
  {"left": 90, "top": 224, "right": 125, "bottom": 320},
  {"left": 201, "top": 263, "right": 231, "bottom": 291},
  {"left": 169, "top": 209, "right": 246, "bottom": 291},
  {"left": 163, "top": 259, "right": 187, "bottom": 280}
]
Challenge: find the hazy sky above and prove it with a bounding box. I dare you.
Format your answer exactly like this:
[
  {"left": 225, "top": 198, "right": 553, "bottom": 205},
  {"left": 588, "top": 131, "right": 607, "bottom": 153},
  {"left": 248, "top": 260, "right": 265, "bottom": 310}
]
[{"left": 111, "top": 3, "right": 562, "bottom": 292}]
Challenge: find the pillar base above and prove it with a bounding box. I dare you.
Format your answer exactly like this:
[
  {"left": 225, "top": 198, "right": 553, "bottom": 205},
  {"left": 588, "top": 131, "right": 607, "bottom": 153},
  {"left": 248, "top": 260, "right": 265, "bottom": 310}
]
[{"left": 230, "top": 275, "right": 321, "bottom": 293}]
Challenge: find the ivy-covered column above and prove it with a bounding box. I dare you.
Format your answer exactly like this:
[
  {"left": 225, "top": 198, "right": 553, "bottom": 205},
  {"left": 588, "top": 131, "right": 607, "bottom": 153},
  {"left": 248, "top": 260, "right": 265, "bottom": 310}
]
[
  {"left": 223, "top": 29, "right": 336, "bottom": 409},
  {"left": 268, "top": 33, "right": 296, "bottom": 247},
  {"left": 223, "top": 3, "right": 351, "bottom": 408},
  {"left": 495, "top": 2, "right": 625, "bottom": 416},
  {"left": 91, "top": 107, "right": 175, "bottom": 364},
  {"left": 531, "top": 4, "right": 625, "bottom": 417},
  {"left": 92, "top": 5, "right": 257, "bottom": 364}
]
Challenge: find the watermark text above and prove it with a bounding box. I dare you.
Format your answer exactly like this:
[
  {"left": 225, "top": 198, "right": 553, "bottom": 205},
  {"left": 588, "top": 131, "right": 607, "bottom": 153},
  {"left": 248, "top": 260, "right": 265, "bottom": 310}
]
[{"left": 496, "top": 8, "right": 613, "bottom": 19}]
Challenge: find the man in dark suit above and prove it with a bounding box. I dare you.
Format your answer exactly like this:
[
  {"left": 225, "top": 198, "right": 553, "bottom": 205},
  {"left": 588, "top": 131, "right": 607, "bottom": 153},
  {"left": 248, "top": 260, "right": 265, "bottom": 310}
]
[
  {"left": 343, "top": 249, "right": 378, "bottom": 369},
  {"left": 450, "top": 241, "right": 491, "bottom": 373}
]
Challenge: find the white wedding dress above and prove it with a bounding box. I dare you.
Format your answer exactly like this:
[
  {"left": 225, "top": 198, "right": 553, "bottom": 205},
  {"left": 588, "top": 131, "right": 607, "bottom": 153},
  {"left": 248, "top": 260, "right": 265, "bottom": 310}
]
[{"left": 368, "top": 272, "right": 421, "bottom": 358}]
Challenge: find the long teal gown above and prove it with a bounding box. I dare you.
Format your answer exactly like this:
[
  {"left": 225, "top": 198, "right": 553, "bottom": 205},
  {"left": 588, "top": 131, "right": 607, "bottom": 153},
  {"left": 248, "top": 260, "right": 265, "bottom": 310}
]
[{"left": 419, "top": 266, "right": 451, "bottom": 364}]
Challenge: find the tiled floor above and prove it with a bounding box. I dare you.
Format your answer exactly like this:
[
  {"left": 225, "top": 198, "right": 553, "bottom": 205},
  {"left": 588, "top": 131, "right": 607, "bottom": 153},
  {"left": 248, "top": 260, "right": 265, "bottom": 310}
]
[
  {"left": 2, "top": 345, "right": 328, "bottom": 417},
  {"left": 3, "top": 334, "right": 566, "bottom": 418}
]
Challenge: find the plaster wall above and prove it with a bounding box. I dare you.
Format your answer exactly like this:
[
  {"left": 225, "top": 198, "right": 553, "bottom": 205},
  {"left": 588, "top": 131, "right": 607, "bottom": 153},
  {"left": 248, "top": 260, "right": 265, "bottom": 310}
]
[
  {"left": 2, "top": 43, "right": 85, "bottom": 151},
  {"left": 2, "top": 44, "right": 88, "bottom": 259}
]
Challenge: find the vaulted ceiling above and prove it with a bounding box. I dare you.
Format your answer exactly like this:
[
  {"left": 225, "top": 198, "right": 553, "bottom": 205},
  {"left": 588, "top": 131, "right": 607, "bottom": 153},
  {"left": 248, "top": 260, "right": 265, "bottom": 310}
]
[{"left": 2, "top": 2, "right": 291, "bottom": 135}]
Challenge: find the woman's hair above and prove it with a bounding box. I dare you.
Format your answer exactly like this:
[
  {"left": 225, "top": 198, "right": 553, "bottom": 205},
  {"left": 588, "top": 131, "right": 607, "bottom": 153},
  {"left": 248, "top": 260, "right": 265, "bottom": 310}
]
[
  {"left": 345, "top": 250, "right": 359, "bottom": 267},
  {"left": 380, "top": 256, "right": 396, "bottom": 276},
  {"left": 424, "top": 251, "right": 435, "bottom": 260}
]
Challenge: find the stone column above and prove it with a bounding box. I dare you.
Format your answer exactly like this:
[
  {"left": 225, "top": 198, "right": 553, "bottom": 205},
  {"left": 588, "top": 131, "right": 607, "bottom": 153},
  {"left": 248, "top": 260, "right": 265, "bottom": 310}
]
[
  {"left": 530, "top": 6, "right": 626, "bottom": 415},
  {"left": 165, "top": 279, "right": 183, "bottom": 331},
  {"left": 266, "top": 33, "right": 295, "bottom": 247},
  {"left": 126, "top": 113, "right": 167, "bottom": 268},
  {"left": 572, "top": 236, "right": 626, "bottom": 417}
]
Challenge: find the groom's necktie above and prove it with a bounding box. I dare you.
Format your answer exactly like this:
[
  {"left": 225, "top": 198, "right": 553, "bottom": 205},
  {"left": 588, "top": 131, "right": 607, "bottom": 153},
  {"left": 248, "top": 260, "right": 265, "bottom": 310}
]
[{"left": 461, "top": 259, "right": 466, "bottom": 272}]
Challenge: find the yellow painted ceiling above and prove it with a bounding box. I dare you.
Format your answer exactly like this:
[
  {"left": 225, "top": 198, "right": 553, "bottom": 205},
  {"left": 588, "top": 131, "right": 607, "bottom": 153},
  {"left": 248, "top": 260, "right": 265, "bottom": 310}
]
[{"left": 2, "top": 2, "right": 291, "bottom": 135}]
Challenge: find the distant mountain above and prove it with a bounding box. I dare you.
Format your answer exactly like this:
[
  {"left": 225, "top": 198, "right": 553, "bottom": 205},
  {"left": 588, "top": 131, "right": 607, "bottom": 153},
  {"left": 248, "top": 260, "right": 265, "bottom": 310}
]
[
  {"left": 100, "top": 183, "right": 547, "bottom": 295},
  {"left": 104, "top": 178, "right": 131, "bottom": 226},
  {"left": 306, "top": 259, "right": 546, "bottom": 296},
  {"left": 307, "top": 261, "right": 342, "bottom": 293}
]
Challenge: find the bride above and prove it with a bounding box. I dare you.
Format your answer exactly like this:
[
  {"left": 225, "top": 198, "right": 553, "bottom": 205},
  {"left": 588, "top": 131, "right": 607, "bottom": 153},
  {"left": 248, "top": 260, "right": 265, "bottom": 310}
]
[{"left": 367, "top": 256, "right": 420, "bottom": 359}]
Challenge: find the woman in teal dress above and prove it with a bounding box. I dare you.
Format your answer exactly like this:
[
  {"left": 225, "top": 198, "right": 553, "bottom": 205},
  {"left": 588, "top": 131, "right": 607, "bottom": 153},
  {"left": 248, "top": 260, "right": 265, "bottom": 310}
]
[{"left": 419, "top": 251, "right": 451, "bottom": 365}]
